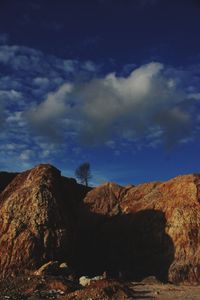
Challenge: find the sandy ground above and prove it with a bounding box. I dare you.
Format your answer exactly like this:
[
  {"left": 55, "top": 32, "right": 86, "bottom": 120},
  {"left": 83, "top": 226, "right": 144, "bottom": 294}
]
[
  {"left": 131, "top": 282, "right": 200, "bottom": 300},
  {"left": 1, "top": 276, "right": 200, "bottom": 300}
]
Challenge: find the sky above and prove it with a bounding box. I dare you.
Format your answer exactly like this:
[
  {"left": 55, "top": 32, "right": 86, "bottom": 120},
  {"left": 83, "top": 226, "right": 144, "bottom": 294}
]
[{"left": 1, "top": 0, "right": 200, "bottom": 186}]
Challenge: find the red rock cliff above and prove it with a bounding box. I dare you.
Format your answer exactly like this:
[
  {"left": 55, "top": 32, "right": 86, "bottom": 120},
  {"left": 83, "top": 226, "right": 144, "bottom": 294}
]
[
  {"left": 84, "top": 174, "right": 200, "bottom": 283},
  {"left": 1, "top": 164, "right": 200, "bottom": 283},
  {"left": 0, "top": 164, "right": 86, "bottom": 278}
]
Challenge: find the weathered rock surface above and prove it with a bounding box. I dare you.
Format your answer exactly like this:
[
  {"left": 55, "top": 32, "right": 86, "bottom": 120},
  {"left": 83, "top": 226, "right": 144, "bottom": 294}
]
[
  {"left": 84, "top": 174, "right": 200, "bottom": 283},
  {"left": 0, "top": 164, "right": 87, "bottom": 279},
  {"left": 83, "top": 182, "right": 124, "bottom": 216},
  {"left": 1, "top": 163, "right": 200, "bottom": 284},
  {"left": 34, "top": 260, "right": 73, "bottom": 277},
  {"left": 34, "top": 261, "right": 60, "bottom": 276}
]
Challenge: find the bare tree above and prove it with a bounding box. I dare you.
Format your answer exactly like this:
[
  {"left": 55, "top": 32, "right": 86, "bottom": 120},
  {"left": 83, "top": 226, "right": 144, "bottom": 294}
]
[{"left": 75, "top": 162, "right": 91, "bottom": 187}]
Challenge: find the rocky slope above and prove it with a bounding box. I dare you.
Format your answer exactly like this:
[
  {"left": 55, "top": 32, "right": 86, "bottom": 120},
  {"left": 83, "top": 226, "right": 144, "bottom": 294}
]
[
  {"left": 83, "top": 175, "right": 200, "bottom": 283},
  {"left": 0, "top": 164, "right": 87, "bottom": 278},
  {"left": 0, "top": 164, "right": 200, "bottom": 284}
]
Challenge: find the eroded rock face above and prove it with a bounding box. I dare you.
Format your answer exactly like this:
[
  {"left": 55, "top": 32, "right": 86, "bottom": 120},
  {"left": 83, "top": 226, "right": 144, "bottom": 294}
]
[
  {"left": 0, "top": 164, "right": 84, "bottom": 278},
  {"left": 83, "top": 182, "right": 124, "bottom": 216},
  {"left": 83, "top": 174, "right": 200, "bottom": 283},
  {"left": 1, "top": 163, "right": 200, "bottom": 284}
]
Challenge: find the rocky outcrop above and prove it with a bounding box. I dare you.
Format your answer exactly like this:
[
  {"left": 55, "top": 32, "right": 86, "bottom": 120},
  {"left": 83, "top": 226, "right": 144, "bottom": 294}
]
[
  {"left": 0, "top": 164, "right": 87, "bottom": 279},
  {"left": 83, "top": 174, "right": 200, "bottom": 283},
  {"left": 83, "top": 182, "right": 124, "bottom": 216},
  {"left": 34, "top": 261, "right": 61, "bottom": 276},
  {"left": 1, "top": 164, "right": 200, "bottom": 284}
]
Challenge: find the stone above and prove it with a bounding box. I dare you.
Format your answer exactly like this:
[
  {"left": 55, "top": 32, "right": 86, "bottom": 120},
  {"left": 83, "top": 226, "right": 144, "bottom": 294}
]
[
  {"left": 0, "top": 164, "right": 86, "bottom": 279},
  {"left": 59, "top": 262, "right": 68, "bottom": 269},
  {"left": 83, "top": 182, "right": 123, "bottom": 216},
  {"left": 79, "top": 275, "right": 106, "bottom": 286},
  {"left": 34, "top": 261, "right": 60, "bottom": 276},
  {"left": 1, "top": 163, "right": 200, "bottom": 284},
  {"left": 79, "top": 276, "right": 91, "bottom": 286},
  {"left": 83, "top": 174, "right": 200, "bottom": 283}
]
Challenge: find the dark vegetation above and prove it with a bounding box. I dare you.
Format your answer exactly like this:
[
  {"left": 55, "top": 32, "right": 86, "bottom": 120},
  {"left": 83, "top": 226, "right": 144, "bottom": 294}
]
[{"left": 75, "top": 162, "right": 91, "bottom": 187}]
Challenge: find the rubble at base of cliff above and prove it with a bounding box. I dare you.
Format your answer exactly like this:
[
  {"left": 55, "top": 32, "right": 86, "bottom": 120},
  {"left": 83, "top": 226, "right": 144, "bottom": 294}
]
[{"left": 1, "top": 273, "right": 200, "bottom": 300}]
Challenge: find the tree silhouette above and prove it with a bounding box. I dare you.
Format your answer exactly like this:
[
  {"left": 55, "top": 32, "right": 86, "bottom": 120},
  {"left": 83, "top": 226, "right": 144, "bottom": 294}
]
[{"left": 75, "top": 162, "right": 91, "bottom": 187}]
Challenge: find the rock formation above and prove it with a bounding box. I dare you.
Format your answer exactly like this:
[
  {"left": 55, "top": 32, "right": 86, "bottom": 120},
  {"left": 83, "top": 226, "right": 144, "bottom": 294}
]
[
  {"left": 0, "top": 164, "right": 200, "bottom": 283},
  {"left": 0, "top": 164, "right": 87, "bottom": 278},
  {"left": 83, "top": 174, "right": 200, "bottom": 283}
]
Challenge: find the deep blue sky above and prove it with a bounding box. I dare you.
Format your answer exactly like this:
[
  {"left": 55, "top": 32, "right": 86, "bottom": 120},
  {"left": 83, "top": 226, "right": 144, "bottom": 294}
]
[{"left": 0, "top": 0, "right": 200, "bottom": 185}]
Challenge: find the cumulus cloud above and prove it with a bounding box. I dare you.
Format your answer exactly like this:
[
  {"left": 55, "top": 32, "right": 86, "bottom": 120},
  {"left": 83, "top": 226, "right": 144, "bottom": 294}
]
[
  {"left": 0, "top": 43, "right": 101, "bottom": 170},
  {"left": 26, "top": 62, "right": 193, "bottom": 147},
  {"left": 76, "top": 62, "right": 188, "bottom": 145},
  {"left": 0, "top": 37, "right": 199, "bottom": 174},
  {"left": 0, "top": 41, "right": 198, "bottom": 161},
  {"left": 19, "top": 149, "right": 35, "bottom": 161},
  {"left": 26, "top": 83, "right": 73, "bottom": 138}
]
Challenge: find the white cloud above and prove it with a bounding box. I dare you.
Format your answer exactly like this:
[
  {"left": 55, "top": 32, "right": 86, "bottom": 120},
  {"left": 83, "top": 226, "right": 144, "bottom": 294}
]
[
  {"left": 19, "top": 149, "right": 35, "bottom": 161},
  {"left": 26, "top": 83, "right": 73, "bottom": 138},
  {"left": 26, "top": 62, "right": 192, "bottom": 147},
  {"left": 6, "top": 111, "right": 22, "bottom": 122},
  {"left": 0, "top": 45, "right": 31, "bottom": 65},
  {"left": 0, "top": 90, "right": 23, "bottom": 127},
  {"left": 29, "top": 83, "right": 73, "bottom": 121},
  {"left": 0, "top": 89, "right": 22, "bottom": 101},
  {"left": 188, "top": 93, "right": 200, "bottom": 100},
  {"left": 82, "top": 61, "right": 97, "bottom": 72},
  {"left": 33, "top": 77, "right": 50, "bottom": 86},
  {"left": 76, "top": 62, "right": 187, "bottom": 144},
  {"left": 0, "top": 41, "right": 198, "bottom": 160},
  {"left": 41, "top": 149, "right": 51, "bottom": 158},
  {"left": 0, "top": 45, "right": 79, "bottom": 75}
]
